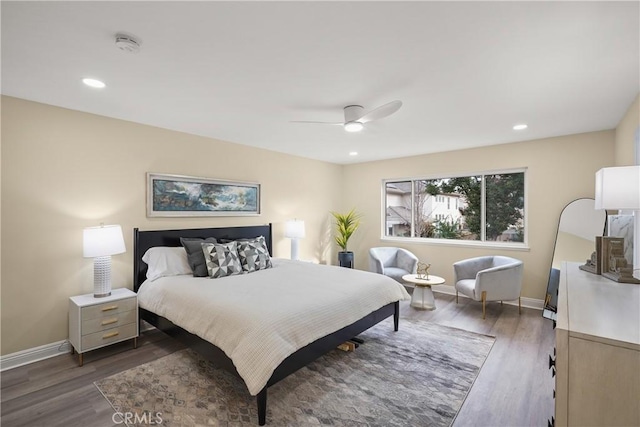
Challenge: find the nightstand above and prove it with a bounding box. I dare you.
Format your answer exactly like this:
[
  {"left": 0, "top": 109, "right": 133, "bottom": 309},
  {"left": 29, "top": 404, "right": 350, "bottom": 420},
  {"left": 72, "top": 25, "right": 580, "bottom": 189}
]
[{"left": 69, "top": 288, "right": 138, "bottom": 366}]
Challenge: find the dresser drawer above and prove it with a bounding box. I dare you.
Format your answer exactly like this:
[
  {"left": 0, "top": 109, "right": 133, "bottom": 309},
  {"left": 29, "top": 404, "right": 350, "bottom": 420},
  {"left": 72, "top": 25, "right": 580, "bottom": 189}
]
[
  {"left": 81, "top": 323, "right": 138, "bottom": 351},
  {"left": 82, "top": 309, "right": 137, "bottom": 335},
  {"left": 81, "top": 297, "right": 136, "bottom": 320}
]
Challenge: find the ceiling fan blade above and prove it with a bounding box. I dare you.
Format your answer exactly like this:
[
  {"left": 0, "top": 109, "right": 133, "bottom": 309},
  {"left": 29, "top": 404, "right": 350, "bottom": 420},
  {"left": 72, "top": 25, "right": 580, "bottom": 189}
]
[
  {"left": 357, "top": 100, "right": 402, "bottom": 123},
  {"left": 290, "top": 120, "right": 343, "bottom": 125}
]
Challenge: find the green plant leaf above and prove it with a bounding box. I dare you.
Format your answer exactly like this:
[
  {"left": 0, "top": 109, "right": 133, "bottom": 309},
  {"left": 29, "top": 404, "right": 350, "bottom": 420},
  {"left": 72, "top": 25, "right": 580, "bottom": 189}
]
[{"left": 331, "top": 208, "right": 363, "bottom": 251}]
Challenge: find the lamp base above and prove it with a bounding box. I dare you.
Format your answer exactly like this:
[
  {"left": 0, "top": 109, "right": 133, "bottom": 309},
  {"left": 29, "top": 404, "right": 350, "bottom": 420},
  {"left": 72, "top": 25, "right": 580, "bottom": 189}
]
[
  {"left": 93, "top": 255, "right": 113, "bottom": 298},
  {"left": 290, "top": 238, "right": 300, "bottom": 261},
  {"left": 94, "top": 291, "right": 112, "bottom": 298}
]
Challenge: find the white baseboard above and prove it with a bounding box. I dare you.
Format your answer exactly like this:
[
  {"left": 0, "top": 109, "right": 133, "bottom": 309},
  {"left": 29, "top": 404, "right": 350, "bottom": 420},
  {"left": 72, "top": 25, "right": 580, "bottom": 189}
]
[
  {"left": 1, "top": 340, "right": 72, "bottom": 372},
  {"left": 1, "top": 324, "right": 155, "bottom": 372},
  {"left": 431, "top": 284, "right": 544, "bottom": 310}
]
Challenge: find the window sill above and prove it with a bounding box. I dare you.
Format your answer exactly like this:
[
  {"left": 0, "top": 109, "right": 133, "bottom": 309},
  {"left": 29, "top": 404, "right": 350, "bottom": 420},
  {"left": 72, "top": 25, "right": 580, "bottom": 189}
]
[{"left": 381, "top": 236, "right": 530, "bottom": 251}]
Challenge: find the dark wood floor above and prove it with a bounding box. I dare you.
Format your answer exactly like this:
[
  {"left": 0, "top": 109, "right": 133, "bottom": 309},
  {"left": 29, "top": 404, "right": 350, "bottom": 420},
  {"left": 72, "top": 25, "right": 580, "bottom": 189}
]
[{"left": 1, "top": 293, "right": 556, "bottom": 427}]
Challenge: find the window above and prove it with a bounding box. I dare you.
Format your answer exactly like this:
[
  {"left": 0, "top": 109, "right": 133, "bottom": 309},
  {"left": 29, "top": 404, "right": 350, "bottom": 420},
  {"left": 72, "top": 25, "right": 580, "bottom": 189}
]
[{"left": 383, "top": 170, "right": 526, "bottom": 245}]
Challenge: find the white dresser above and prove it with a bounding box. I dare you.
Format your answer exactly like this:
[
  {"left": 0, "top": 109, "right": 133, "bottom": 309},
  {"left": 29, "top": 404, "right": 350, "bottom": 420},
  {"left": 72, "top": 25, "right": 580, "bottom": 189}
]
[
  {"left": 554, "top": 262, "right": 640, "bottom": 426},
  {"left": 69, "top": 288, "right": 138, "bottom": 366}
]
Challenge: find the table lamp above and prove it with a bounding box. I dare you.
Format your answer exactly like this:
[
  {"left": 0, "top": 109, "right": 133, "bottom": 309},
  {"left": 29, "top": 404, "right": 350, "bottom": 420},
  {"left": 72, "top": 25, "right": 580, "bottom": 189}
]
[
  {"left": 83, "top": 224, "right": 126, "bottom": 297},
  {"left": 284, "top": 219, "right": 305, "bottom": 261},
  {"left": 595, "top": 165, "right": 640, "bottom": 280}
]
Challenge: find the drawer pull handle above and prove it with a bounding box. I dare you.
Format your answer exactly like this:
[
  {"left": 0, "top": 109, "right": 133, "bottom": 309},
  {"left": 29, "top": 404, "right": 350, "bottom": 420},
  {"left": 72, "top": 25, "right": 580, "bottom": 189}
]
[
  {"left": 101, "top": 305, "right": 118, "bottom": 312},
  {"left": 102, "top": 331, "right": 119, "bottom": 339},
  {"left": 101, "top": 318, "right": 118, "bottom": 326}
]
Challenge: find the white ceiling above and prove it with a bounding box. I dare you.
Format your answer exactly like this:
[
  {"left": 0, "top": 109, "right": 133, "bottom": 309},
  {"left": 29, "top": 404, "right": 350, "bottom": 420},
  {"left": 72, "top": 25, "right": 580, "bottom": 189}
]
[{"left": 2, "top": 1, "right": 638, "bottom": 164}]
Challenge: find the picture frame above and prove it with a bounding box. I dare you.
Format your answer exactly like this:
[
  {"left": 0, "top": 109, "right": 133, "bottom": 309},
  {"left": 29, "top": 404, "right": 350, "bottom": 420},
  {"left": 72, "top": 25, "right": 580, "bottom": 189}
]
[{"left": 147, "top": 173, "right": 260, "bottom": 217}]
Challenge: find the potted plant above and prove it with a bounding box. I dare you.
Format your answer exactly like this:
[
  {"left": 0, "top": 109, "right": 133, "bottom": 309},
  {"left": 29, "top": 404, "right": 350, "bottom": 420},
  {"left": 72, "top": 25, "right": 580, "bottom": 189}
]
[{"left": 331, "top": 208, "right": 362, "bottom": 268}]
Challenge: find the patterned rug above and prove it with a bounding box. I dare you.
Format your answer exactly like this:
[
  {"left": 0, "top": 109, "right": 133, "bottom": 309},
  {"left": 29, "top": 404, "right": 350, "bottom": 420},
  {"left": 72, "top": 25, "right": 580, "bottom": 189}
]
[{"left": 95, "top": 320, "right": 494, "bottom": 426}]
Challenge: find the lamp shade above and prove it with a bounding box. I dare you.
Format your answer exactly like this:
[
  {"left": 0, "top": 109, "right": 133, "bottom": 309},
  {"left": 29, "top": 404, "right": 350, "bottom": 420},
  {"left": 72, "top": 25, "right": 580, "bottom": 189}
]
[
  {"left": 83, "top": 225, "right": 126, "bottom": 258},
  {"left": 595, "top": 166, "right": 640, "bottom": 210},
  {"left": 284, "top": 220, "right": 306, "bottom": 239}
]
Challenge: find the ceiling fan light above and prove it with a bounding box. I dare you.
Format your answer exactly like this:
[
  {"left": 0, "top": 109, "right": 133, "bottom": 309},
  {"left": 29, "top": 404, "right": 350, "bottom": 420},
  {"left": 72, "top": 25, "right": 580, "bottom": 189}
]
[{"left": 344, "top": 121, "right": 364, "bottom": 132}]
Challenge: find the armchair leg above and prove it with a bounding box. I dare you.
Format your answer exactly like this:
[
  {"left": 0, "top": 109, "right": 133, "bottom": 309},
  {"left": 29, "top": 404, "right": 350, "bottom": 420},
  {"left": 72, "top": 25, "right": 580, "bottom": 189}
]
[
  {"left": 456, "top": 290, "right": 458, "bottom": 304},
  {"left": 518, "top": 296, "right": 521, "bottom": 315},
  {"left": 481, "top": 291, "right": 487, "bottom": 320}
]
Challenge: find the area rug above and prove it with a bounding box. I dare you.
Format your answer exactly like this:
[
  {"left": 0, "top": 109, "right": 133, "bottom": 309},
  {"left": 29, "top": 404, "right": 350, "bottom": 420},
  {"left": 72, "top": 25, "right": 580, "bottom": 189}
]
[{"left": 95, "top": 320, "right": 494, "bottom": 426}]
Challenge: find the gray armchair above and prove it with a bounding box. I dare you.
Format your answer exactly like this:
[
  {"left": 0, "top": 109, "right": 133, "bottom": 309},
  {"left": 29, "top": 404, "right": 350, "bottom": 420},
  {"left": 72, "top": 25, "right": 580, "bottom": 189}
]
[
  {"left": 453, "top": 255, "right": 524, "bottom": 319},
  {"left": 369, "top": 247, "right": 419, "bottom": 283}
]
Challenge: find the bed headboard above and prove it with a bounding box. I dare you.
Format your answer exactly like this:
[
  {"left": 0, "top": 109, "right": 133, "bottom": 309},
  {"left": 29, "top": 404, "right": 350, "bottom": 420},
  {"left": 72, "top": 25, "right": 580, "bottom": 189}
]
[{"left": 133, "top": 223, "right": 273, "bottom": 292}]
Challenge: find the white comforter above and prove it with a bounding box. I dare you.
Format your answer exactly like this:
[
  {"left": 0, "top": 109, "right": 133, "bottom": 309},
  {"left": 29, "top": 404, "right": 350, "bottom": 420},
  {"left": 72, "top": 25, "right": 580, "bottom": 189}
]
[{"left": 137, "top": 258, "right": 410, "bottom": 395}]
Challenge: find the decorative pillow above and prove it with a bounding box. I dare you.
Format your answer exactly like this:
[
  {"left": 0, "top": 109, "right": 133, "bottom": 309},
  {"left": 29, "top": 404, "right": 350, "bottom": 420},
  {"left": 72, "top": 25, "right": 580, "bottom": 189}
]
[
  {"left": 180, "top": 237, "right": 218, "bottom": 277},
  {"left": 237, "top": 236, "right": 272, "bottom": 273},
  {"left": 142, "top": 246, "right": 192, "bottom": 281},
  {"left": 202, "top": 241, "right": 243, "bottom": 278}
]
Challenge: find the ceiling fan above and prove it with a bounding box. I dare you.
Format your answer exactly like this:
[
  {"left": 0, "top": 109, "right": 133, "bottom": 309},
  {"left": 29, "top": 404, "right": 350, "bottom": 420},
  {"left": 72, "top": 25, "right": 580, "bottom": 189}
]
[{"left": 292, "top": 100, "right": 402, "bottom": 132}]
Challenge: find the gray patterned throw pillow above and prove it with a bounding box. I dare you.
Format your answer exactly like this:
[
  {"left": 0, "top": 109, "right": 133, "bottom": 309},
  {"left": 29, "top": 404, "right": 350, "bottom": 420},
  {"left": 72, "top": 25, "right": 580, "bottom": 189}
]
[
  {"left": 237, "top": 236, "right": 272, "bottom": 273},
  {"left": 202, "top": 241, "right": 243, "bottom": 278}
]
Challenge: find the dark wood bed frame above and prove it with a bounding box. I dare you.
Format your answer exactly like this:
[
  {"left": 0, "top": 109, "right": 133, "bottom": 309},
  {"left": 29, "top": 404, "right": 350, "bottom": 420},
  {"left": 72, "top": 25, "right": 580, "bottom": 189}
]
[{"left": 133, "top": 224, "right": 399, "bottom": 425}]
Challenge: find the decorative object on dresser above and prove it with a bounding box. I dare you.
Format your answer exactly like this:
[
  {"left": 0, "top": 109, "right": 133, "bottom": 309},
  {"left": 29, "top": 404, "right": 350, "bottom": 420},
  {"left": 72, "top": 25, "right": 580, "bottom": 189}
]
[
  {"left": 608, "top": 214, "right": 635, "bottom": 266},
  {"left": 284, "top": 219, "right": 305, "bottom": 261},
  {"left": 83, "top": 224, "right": 126, "bottom": 297},
  {"left": 600, "top": 237, "right": 640, "bottom": 283},
  {"left": 368, "top": 247, "right": 418, "bottom": 282},
  {"left": 453, "top": 256, "right": 524, "bottom": 319},
  {"left": 579, "top": 236, "right": 603, "bottom": 275},
  {"left": 331, "top": 208, "right": 362, "bottom": 268},
  {"left": 595, "top": 165, "right": 640, "bottom": 280},
  {"left": 68, "top": 288, "right": 138, "bottom": 366},
  {"left": 553, "top": 262, "right": 639, "bottom": 426},
  {"left": 147, "top": 173, "right": 260, "bottom": 217},
  {"left": 544, "top": 198, "right": 606, "bottom": 321}
]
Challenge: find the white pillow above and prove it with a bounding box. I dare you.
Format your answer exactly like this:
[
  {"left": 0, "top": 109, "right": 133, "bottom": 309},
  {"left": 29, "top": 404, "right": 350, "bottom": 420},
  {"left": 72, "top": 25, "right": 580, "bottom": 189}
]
[{"left": 142, "top": 246, "right": 191, "bottom": 281}]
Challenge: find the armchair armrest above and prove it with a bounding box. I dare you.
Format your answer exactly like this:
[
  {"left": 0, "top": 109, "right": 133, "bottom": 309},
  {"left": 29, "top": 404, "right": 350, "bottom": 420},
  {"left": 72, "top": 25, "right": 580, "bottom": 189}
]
[
  {"left": 369, "top": 252, "right": 385, "bottom": 274},
  {"left": 475, "top": 262, "right": 524, "bottom": 300},
  {"left": 453, "top": 256, "right": 493, "bottom": 281}
]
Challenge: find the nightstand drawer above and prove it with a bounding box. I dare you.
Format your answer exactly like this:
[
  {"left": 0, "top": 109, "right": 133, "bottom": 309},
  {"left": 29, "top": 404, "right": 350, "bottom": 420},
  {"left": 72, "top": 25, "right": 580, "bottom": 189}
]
[
  {"left": 81, "top": 323, "right": 137, "bottom": 351},
  {"left": 82, "top": 309, "right": 137, "bottom": 335},
  {"left": 81, "top": 297, "right": 136, "bottom": 320}
]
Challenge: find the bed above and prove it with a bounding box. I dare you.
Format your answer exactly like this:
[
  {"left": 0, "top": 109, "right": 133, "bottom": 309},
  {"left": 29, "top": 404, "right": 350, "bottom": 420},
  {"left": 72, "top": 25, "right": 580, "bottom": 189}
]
[{"left": 133, "top": 224, "right": 409, "bottom": 425}]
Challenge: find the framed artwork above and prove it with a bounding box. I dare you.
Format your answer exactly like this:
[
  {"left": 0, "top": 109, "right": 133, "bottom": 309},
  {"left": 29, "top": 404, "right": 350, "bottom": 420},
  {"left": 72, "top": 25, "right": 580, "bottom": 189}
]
[{"left": 147, "top": 173, "right": 260, "bottom": 217}]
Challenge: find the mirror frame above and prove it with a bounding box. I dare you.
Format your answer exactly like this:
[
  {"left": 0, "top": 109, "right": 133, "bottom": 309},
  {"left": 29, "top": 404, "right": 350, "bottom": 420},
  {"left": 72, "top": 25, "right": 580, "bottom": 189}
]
[{"left": 542, "top": 198, "right": 607, "bottom": 320}]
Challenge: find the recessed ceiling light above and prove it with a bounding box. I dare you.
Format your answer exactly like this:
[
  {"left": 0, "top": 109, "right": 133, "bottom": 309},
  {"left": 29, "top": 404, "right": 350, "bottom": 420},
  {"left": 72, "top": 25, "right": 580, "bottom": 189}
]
[
  {"left": 344, "top": 121, "right": 364, "bottom": 132},
  {"left": 82, "top": 78, "right": 106, "bottom": 88},
  {"left": 513, "top": 124, "right": 528, "bottom": 130},
  {"left": 349, "top": 151, "right": 358, "bottom": 156}
]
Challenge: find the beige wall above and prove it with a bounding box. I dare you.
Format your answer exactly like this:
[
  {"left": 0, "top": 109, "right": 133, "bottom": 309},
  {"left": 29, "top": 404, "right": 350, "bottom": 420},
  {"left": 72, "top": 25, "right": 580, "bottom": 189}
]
[
  {"left": 2, "top": 93, "right": 631, "bottom": 355},
  {"left": 614, "top": 93, "right": 639, "bottom": 166},
  {"left": 1, "top": 96, "right": 342, "bottom": 355},
  {"left": 341, "top": 131, "right": 615, "bottom": 300}
]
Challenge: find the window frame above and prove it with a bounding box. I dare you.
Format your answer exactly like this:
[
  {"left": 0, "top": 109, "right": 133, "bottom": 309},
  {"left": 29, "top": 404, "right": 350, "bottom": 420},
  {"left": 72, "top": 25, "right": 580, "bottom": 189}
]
[{"left": 381, "top": 167, "right": 529, "bottom": 250}]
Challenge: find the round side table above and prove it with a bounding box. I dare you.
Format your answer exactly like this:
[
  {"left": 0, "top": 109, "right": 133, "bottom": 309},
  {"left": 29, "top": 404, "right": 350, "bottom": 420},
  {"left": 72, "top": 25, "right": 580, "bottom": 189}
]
[{"left": 402, "top": 274, "right": 445, "bottom": 310}]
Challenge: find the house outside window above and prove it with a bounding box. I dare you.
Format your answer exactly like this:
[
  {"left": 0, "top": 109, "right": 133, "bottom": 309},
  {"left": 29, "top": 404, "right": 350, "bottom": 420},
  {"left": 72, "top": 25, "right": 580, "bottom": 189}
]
[{"left": 383, "top": 169, "right": 526, "bottom": 246}]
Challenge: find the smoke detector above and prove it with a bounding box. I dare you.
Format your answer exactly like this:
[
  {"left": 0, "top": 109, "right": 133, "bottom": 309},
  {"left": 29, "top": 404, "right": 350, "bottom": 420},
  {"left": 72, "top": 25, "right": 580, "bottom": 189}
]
[{"left": 115, "top": 34, "right": 141, "bottom": 54}]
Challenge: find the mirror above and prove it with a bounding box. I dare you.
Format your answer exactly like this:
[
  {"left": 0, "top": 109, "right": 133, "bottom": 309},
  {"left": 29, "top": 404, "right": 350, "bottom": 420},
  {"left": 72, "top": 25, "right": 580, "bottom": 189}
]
[{"left": 543, "top": 198, "right": 607, "bottom": 320}]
